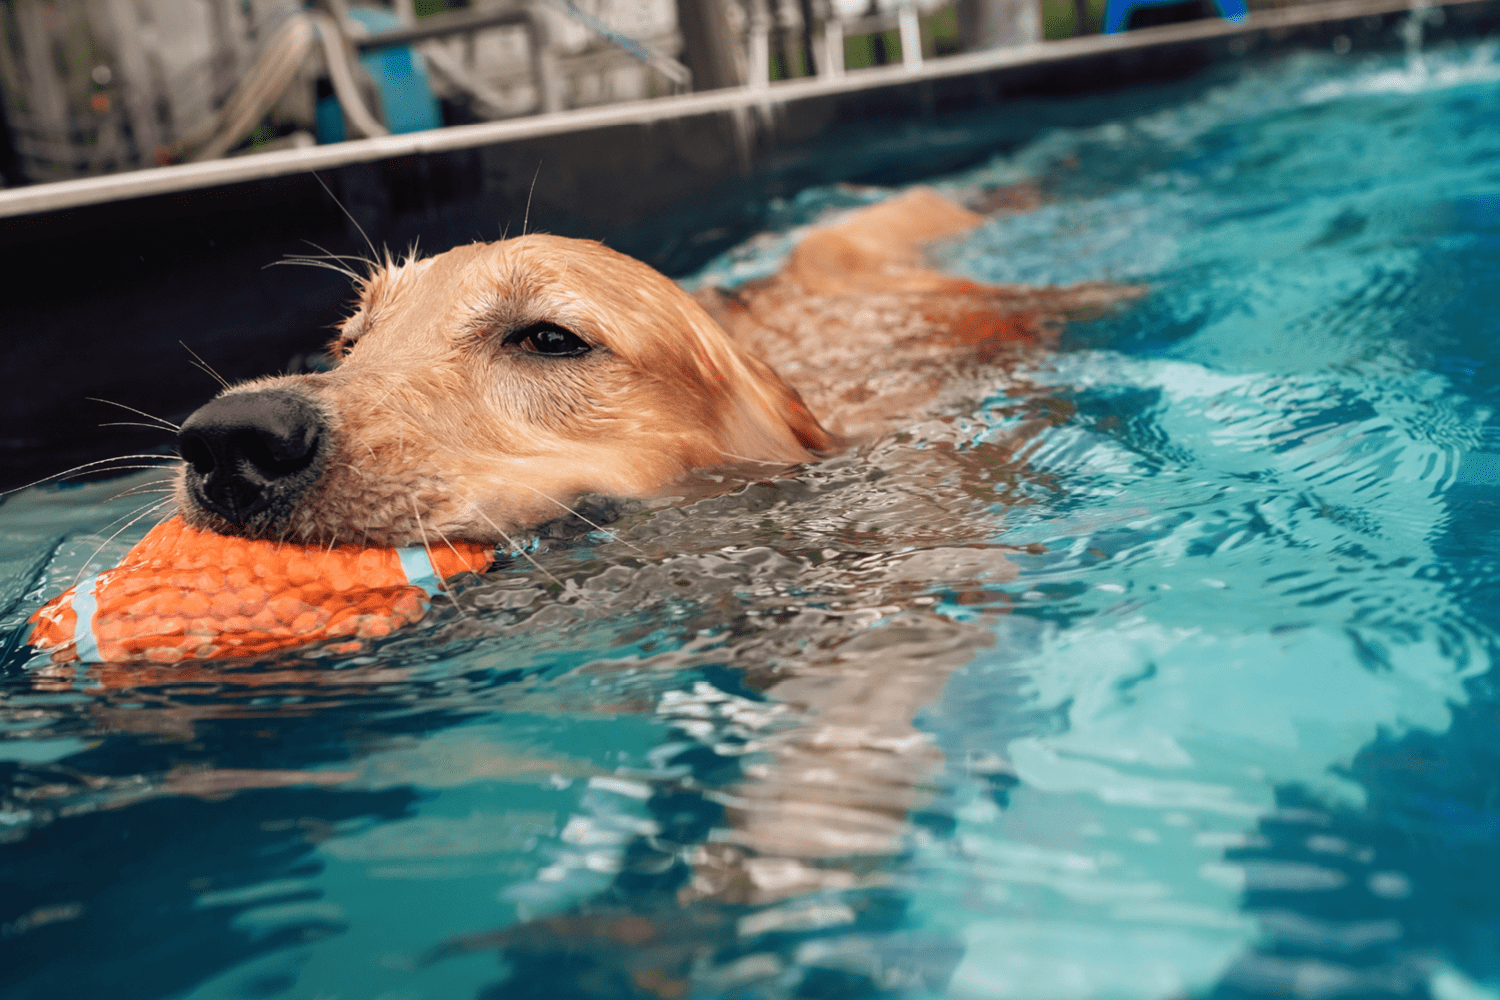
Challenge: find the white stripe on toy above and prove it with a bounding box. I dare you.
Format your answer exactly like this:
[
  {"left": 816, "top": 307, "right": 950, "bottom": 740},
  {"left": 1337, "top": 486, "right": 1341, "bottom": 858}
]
[
  {"left": 70, "top": 574, "right": 103, "bottom": 664},
  {"left": 396, "top": 545, "right": 441, "bottom": 596}
]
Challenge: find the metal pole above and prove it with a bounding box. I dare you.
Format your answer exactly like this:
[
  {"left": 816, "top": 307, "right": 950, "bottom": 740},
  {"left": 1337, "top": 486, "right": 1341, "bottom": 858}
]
[{"left": 898, "top": 1, "right": 922, "bottom": 68}]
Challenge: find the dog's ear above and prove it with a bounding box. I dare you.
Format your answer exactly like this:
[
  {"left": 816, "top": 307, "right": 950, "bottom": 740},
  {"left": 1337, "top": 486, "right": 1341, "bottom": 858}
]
[
  {"left": 691, "top": 285, "right": 750, "bottom": 340},
  {"left": 743, "top": 353, "right": 841, "bottom": 455},
  {"left": 684, "top": 287, "right": 839, "bottom": 460}
]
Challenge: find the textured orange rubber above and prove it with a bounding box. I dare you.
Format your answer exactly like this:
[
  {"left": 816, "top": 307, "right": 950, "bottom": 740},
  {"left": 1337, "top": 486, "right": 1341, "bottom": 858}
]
[{"left": 28, "top": 517, "right": 493, "bottom": 663}]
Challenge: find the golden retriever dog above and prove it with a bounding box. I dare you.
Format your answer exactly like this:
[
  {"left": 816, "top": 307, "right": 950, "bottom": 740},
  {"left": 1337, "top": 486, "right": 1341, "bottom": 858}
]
[{"left": 173, "top": 187, "right": 1127, "bottom": 548}]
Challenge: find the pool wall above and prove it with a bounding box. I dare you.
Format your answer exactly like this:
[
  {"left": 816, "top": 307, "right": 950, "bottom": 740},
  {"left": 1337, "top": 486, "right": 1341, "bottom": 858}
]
[{"left": 0, "top": 0, "right": 1495, "bottom": 491}]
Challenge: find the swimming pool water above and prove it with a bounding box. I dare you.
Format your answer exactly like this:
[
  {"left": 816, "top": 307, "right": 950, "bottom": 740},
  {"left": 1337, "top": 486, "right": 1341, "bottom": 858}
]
[{"left": 4, "top": 33, "right": 1500, "bottom": 1000}]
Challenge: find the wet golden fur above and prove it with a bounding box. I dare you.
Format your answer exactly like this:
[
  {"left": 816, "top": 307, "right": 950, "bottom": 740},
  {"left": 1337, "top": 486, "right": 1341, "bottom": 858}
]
[
  {"left": 176, "top": 187, "right": 1130, "bottom": 548},
  {"left": 179, "top": 236, "right": 835, "bottom": 547}
]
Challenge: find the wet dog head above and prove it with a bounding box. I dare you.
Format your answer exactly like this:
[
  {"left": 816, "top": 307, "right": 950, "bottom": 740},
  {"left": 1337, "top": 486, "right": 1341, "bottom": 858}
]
[{"left": 175, "top": 235, "right": 836, "bottom": 547}]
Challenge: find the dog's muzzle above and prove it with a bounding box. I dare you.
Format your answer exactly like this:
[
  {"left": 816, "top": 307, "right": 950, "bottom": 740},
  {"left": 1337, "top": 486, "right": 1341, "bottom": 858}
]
[{"left": 178, "top": 388, "right": 326, "bottom": 530}]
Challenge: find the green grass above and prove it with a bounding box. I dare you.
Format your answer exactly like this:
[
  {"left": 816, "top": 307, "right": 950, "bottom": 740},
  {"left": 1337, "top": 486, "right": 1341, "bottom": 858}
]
[
  {"left": 1042, "top": 0, "right": 1109, "bottom": 38},
  {"left": 842, "top": 30, "right": 895, "bottom": 69},
  {"left": 841, "top": 7, "right": 959, "bottom": 68},
  {"left": 839, "top": 4, "right": 1079, "bottom": 70}
]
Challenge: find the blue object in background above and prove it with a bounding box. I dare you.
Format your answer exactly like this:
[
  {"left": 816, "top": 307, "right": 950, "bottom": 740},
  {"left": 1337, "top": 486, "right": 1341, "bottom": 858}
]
[
  {"left": 1102, "top": 0, "right": 1246, "bottom": 32},
  {"left": 315, "top": 90, "right": 347, "bottom": 144},
  {"left": 316, "top": 5, "right": 440, "bottom": 143}
]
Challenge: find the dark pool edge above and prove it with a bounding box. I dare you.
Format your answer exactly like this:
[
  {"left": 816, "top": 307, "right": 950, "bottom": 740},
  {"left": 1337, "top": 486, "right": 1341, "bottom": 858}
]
[{"left": 0, "top": 0, "right": 1492, "bottom": 222}]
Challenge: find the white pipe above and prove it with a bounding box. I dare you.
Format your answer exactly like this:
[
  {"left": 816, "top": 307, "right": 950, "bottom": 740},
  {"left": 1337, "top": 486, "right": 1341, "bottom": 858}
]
[
  {"left": 899, "top": 2, "right": 923, "bottom": 69},
  {"left": 820, "top": 18, "right": 846, "bottom": 77},
  {"left": 747, "top": 0, "right": 772, "bottom": 88},
  {"left": 310, "top": 11, "right": 390, "bottom": 139},
  {"left": 183, "top": 13, "right": 319, "bottom": 161}
]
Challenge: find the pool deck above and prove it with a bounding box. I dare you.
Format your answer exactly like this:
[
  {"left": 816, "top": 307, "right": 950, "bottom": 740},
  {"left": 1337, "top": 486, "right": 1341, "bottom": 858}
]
[{"left": 0, "top": 0, "right": 1496, "bottom": 490}]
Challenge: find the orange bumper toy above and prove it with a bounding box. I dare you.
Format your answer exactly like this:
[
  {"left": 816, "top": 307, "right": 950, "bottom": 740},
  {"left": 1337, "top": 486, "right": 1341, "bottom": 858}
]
[{"left": 28, "top": 517, "right": 493, "bottom": 663}]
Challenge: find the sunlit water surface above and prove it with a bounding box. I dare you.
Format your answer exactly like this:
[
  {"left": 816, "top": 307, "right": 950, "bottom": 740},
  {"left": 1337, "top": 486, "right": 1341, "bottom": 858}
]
[{"left": 4, "top": 37, "right": 1500, "bottom": 1000}]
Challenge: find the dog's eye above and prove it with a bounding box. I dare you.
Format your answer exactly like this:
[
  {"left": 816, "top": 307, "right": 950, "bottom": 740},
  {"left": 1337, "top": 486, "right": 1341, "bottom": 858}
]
[{"left": 507, "top": 323, "right": 591, "bottom": 357}]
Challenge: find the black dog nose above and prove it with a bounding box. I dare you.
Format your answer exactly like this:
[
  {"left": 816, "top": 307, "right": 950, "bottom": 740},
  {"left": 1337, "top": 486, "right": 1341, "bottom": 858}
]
[{"left": 178, "top": 389, "right": 325, "bottom": 525}]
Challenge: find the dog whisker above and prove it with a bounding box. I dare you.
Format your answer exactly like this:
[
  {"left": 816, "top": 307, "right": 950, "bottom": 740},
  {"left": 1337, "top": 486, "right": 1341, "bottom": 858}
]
[
  {"left": 523, "top": 160, "right": 542, "bottom": 239},
  {"left": 271, "top": 257, "right": 361, "bottom": 281},
  {"left": 312, "top": 171, "right": 379, "bottom": 263},
  {"left": 300, "top": 238, "right": 376, "bottom": 270},
  {"left": 316, "top": 534, "right": 338, "bottom": 574},
  {"left": 70, "top": 497, "right": 179, "bottom": 589},
  {"left": 279, "top": 252, "right": 357, "bottom": 270},
  {"left": 65, "top": 463, "right": 186, "bottom": 479},
  {"left": 487, "top": 474, "right": 645, "bottom": 556},
  {"left": 89, "top": 494, "right": 180, "bottom": 538},
  {"left": 99, "top": 421, "right": 181, "bottom": 434},
  {"left": 106, "top": 489, "right": 178, "bottom": 503},
  {"left": 281, "top": 253, "right": 361, "bottom": 274},
  {"left": 179, "top": 342, "right": 231, "bottom": 391},
  {"left": 84, "top": 398, "right": 181, "bottom": 432},
  {"left": 190, "top": 361, "right": 227, "bottom": 388},
  {"left": 457, "top": 497, "right": 561, "bottom": 587},
  {"left": 408, "top": 497, "right": 432, "bottom": 558},
  {"left": 104, "top": 480, "right": 179, "bottom": 502},
  {"left": 2, "top": 455, "right": 183, "bottom": 498},
  {"left": 410, "top": 497, "right": 469, "bottom": 619}
]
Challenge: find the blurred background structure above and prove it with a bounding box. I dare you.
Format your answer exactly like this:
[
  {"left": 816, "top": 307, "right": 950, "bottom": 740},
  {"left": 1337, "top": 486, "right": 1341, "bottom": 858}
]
[
  {"left": 0, "top": 0, "right": 1284, "bottom": 186},
  {"left": 0, "top": 0, "right": 1485, "bottom": 490}
]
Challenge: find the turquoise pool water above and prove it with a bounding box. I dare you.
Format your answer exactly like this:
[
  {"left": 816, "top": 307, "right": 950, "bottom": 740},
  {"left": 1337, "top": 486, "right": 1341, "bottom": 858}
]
[{"left": 4, "top": 33, "right": 1500, "bottom": 1000}]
